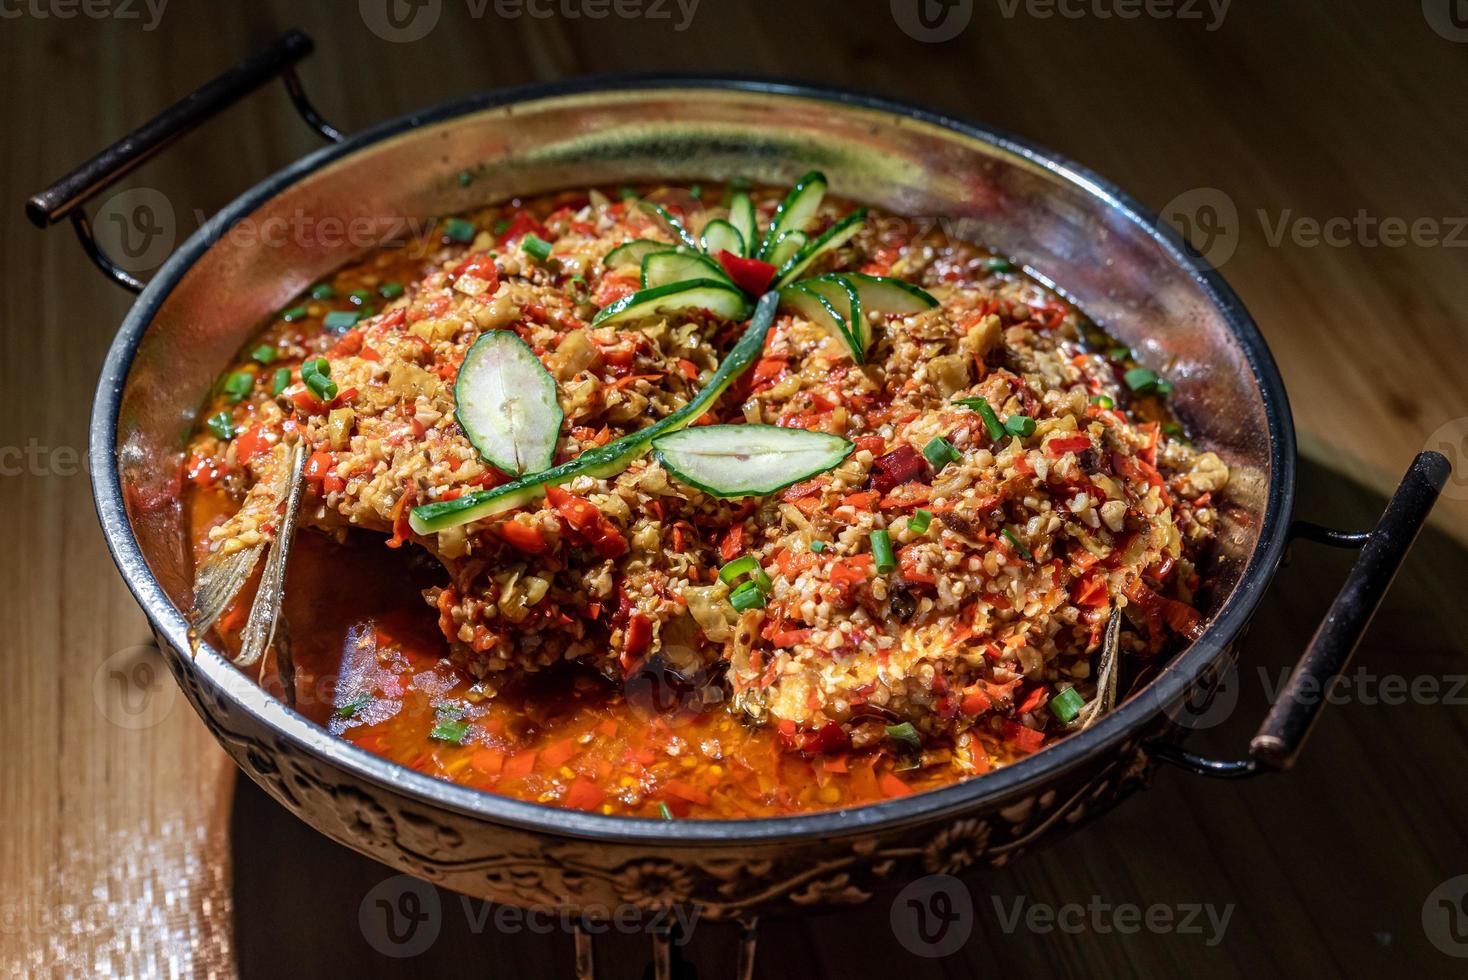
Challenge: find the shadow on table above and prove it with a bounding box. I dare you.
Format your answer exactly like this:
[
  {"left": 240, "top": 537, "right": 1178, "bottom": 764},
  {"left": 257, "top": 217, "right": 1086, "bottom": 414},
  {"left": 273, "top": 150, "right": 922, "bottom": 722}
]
[{"left": 232, "top": 455, "right": 1467, "bottom": 980}]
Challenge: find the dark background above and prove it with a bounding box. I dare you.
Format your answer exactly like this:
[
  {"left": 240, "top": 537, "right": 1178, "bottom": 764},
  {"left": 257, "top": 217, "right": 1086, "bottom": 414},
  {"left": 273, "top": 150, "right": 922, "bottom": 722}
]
[{"left": 3, "top": 1, "right": 1467, "bottom": 977}]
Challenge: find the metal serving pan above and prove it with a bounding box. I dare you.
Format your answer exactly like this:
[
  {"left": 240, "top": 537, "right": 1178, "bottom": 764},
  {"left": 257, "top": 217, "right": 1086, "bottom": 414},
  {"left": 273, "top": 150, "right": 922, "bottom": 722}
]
[{"left": 28, "top": 29, "right": 1448, "bottom": 969}]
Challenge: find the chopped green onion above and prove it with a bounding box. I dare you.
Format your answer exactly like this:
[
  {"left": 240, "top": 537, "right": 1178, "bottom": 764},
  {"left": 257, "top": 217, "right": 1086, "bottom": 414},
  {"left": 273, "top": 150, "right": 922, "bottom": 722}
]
[
  {"left": 718, "top": 555, "right": 758, "bottom": 586},
  {"left": 871, "top": 529, "right": 896, "bottom": 574},
  {"left": 251, "top": 345, "right": 277, "bottom": 365},
  {"left": 272, "top": 367, "right": 291, "bottom": 396},
  {"left": 1091, "top": 394, "right": 1115, "bottom": 410},
  {"left": 729, "top": 580, "right": 767, "bottom": 611},
  {"left": 280, "top": 305, "right": 308, "bottom": 322},
  {"left": 922, "top": 436, "right": 961, "bottom": 469},
  {"left": 1155, "top": 379, "right": 1174, "bottom": 396},
  {"left": 985, "top": 257, "right": 1014, "bottom": 273},
  {"left": 618, "top": 187, "right": 637, "bottom": 200},
  {"left": 1004, "top": 415, "right": 1036, "bottom": 437},
  {"left": 348, "top": 288, "right": 373, "bottom": 305},
  {"left": 457, "top": 170, "right": 473, "bottom": 187},
  {"left": 429, "top": 718, "right": 470, "bottom": 744},
  {"left": 442, "top": 217, "right": 476, "bottom": 243},
  {"left": 658, "top": 802, "right": 675, "bottom": 820},
  {"left": 322, "top": 310, "right": 360, "bottom": 333},
  {"left": 1162, "top": 422, "right": 1186, "bottom": 438},
  {"left": 205, "top": 411, "right": 234, "bottom": 440},
  {"left": 1001, "top": 527, "right": 1034, "bottom": 562},
  {"left": 521, "top": 233, "right": 553, "bottom": 262},
  {"left": 302, "top": 357, "right": 330, "bottom": 380},
  {"left": 336, "top": 692, "right": 370, "bottom": 718},
  {"left": 688, "top": 184, "right": 702, "bottom": 199},
  {"left": 305, "top": 370, "right": 338, "bottom": 403},
  {"left": 378, "top": 281, "right": 405, "bottom": 299},
  {"left": 222, "top": 371, "right": 254, "bottom": 402},
  {"left": 885, "top": 721, "right": 922, "bottom": 754},
  {"left": 908, "top": 509, "right": 933, "bottom": 535},
  {"left": 1124, "top": 367, "right": 1161, "bottom": 393},
  {"left": 1049, "top": 686, "right": 1086, "bottom": 723},
  {"left": 357, "top": 306, "right": 377, "bottom": 319},
  {"left": 976, "top": 401, "right": 1005, "bottom": 441},
  {"left": 309, "top": 283, "right": 335, "bottom": 300},
  {"left": 492, "top": 218, "right": 510, "bottom": 236},
  {"left": 1108, "top": 346, "right": 1131, "bottom": 360},
  {"left": 809, "top": 540, "right": 827, "bottom": 553}
]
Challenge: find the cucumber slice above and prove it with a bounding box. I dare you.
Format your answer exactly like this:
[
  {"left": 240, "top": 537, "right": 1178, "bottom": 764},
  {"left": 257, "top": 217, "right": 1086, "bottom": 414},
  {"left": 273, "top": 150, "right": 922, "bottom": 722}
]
[
  {"left": 728, "top": 192, "right": 758, "bottom": 256},
  {"left": 700, "top": 219, "right": 745, "bottom": 258},
  {"left": 766, "top": 230, "right": 807, "bottom": 269},
  {"left": 779, "top": 282, "right": 862, "bottom": 362},
  {"left": 604, "top": 239, "right": 668, "bottom": 270},
  {"left": 454, "top": 331, "right": 563, "bottom": 474},
  {"left": 637, "top": 201, "right": 700, "bottom": 250},
  {"left": 652, "top": 424, "right": 853, "bottom": 498},
  {"left": 410, "top": 293, "right": 781, "bottom": 534},
  {"left": 771, "top": 208, "right": 867, "bottom": 287},
  {"left": 802, "top": 274, "right": 869, "bottom": 356},
  {"left": 641, "top": 250, "right": 734, "bottom": 290},
  {"left": 842, "top": 272, "right": 939, "bottom": 316},
  {"left": 756, "top": 170, "right": 827, "bottom": 260},
  {"left": 592, "top": 279, "right": 752, "bottom": 327}
]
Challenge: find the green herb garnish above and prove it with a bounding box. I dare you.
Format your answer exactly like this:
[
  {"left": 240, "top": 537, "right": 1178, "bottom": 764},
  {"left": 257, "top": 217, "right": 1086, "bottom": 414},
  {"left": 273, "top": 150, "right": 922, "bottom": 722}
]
[
  {"left": 658, "top": 802, "right": 675, "bottom": 820},
  {"left": 922, "top": 436, "right": 961, "bottom": 469},
  {"left": 729, "top": 580, "right": 767, "bottom": 611},
  {"left": 222, "top": 371, "right": 254, "bottom": 402},
  {"left": 322, "top": 311, "right": 360, "bottom": 333},
  {"left": 378, "top": 281, "right": 405, "bottom": 299},
  {"left": 908, "top": 509, "right": 932, "bottom": 535},
  {"left": 280, "top": 305, "right": 308, "bottom": 322},
  {"left": 810, "top": 540, "right": 827, "bottom": 553},
  {"left": 348, "top": 288, "right": 373, "bottom": 305},
  {"left": 336, "top": 692, "right": 370, "bottom": 718},
  {"left": 272, "top": 367, "right": 291, "bottom": 396},
  {"left": 1004, "top": 415, "right": 1035, "bottom": 437},
  {"left": 205, "top": 411, "right": 234, "bottom": 440},
  {"left": 1049, "top": 686, "right": 1086, "bottom": 723},
  {"left": 310, "top": 283, "right": 335, "bottom": 300},
  {"left": 1001, "top": 527, "right": 1034, "bottom": 562},
  {"left": 1091, "top": 394, "right": 1115, "bottom": 410},
  {"left": 985, "top": 257, "right": 1014, "bottom": 273},
  {"left": 442, "top": 217, "right": 476, "bottom": 243},
  {"left": 521, "top": 233, "right": 553, "bottom": 263},
  {"left": 430, "top": 719, "right": 470, "bottom": 744},
  {"left": 871, "top": 529, "right": 896, "bottom": 574},
  {"left": 885, "top": 721, "right": 922, "bottom": 755}
]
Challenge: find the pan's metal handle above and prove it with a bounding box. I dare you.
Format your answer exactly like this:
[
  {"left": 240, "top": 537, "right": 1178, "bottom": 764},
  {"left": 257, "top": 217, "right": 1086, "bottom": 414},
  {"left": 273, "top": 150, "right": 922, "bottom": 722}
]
[
  {"left": 24, "top": 29, "right": 341, "bottom": 292},
  {"left": 1151, "top": 451, "right": 1451, "bottom": 779}
]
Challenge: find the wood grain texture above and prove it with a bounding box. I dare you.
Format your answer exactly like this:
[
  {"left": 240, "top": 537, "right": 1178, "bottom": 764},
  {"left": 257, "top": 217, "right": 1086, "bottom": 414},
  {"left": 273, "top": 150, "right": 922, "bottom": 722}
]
[{"left": 2, "top": 1, "right": 1464, "bottom": 977}]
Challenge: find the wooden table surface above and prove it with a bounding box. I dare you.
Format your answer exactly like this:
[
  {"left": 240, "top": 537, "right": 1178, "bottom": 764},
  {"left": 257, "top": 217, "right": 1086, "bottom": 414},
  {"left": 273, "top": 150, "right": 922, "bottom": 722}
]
[{"left": 3, "top": 2, "right": 1465, "bottom": 977}]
